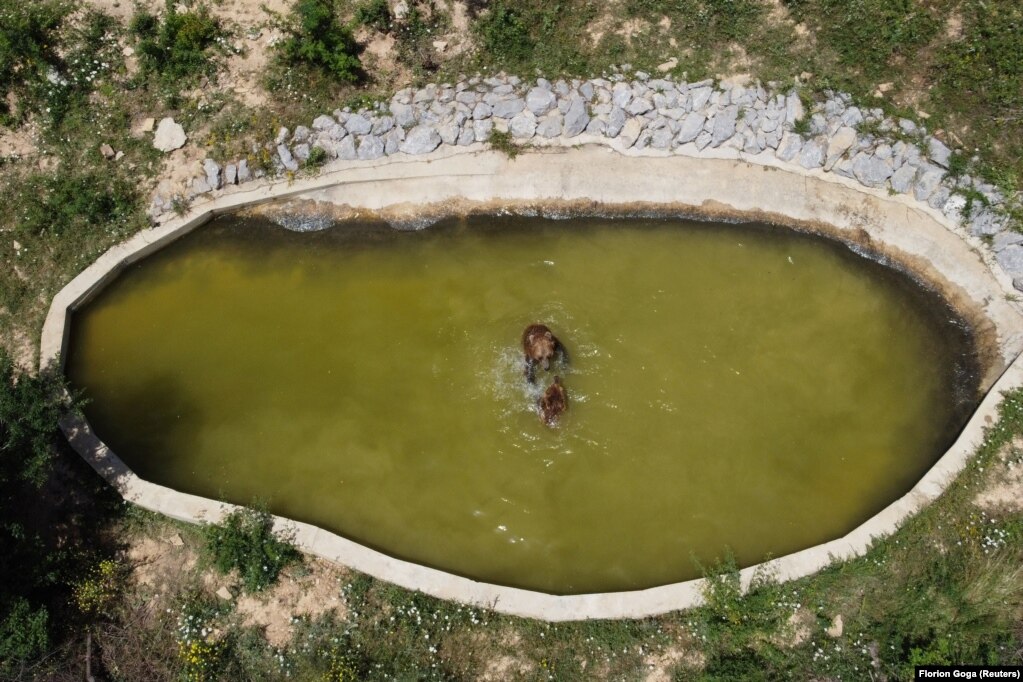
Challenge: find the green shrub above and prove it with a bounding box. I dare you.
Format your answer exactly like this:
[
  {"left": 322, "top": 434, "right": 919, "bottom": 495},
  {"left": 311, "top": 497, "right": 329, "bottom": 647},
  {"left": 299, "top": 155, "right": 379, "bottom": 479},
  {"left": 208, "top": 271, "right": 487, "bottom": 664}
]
[
  {"left": 0, "top": 598, "right": 49, "bottom": 667},
  {"left": 354, "top": 0, "right": 391, "bottom": 31},
  {"left": 274, "top": 0, "right": 363, "bottom": 83},
  {"left": 131, "top": 0, "right": 224, "bottom": 82},
  {"left": 0, "top": 0, "right": 71, "bottom": 123},
  {"left": 201, "top": 507, "right": 300, "bottom": 593}
]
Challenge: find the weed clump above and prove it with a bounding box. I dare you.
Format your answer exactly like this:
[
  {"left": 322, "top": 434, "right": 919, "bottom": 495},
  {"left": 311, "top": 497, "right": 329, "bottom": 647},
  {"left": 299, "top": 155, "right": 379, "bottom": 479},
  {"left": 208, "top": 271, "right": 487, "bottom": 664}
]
[{"left": 201, "top": 506, "right": 300, "bottom": 593}]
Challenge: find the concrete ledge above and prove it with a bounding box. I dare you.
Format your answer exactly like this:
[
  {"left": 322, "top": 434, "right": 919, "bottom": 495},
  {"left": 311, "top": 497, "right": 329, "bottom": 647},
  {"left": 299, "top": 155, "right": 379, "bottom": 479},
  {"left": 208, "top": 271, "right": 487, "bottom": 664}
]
[{"left": 42, "top": 145, "right": 1023, "bottom": 620}]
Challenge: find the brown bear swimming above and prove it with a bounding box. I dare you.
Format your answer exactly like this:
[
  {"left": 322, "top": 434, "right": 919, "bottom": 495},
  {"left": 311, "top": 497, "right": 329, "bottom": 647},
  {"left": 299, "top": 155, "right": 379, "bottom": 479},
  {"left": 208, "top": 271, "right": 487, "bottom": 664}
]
[
  {"left": 522, "top": 323, "right": 568, "bottom": 383},
  {"left": 538, "top": 376, "right": 568, "bottom": 426}
]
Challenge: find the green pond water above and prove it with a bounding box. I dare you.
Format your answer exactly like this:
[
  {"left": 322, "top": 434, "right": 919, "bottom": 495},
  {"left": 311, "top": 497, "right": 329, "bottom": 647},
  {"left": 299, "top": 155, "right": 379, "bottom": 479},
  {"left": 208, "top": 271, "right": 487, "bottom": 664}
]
[{"left": 66, "top": 214, "right": 979, "bottom": 594}]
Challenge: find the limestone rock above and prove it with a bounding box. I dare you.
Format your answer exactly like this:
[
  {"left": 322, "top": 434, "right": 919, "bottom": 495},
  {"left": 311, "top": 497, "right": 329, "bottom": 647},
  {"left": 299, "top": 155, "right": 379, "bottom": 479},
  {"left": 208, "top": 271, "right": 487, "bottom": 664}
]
[
  {"left": 203, "top": 158, "right": 222, "bottom": 189},
  {"left": 510, "top": 113, "right": 537, "bottom": 138},
  {"left": 563, "top": 97, "right": 590, "bottom": 137},
  {"left": 472, "top": 102, "right": 492, "bottom": 120},
  {"left": 928, "top": 137, "right": 952, "bottom": 168},
  {"left": 711, "top": 106, "right": 738, "bottom": 147},
  {"left": 676, "top": 112, "right": 705, "bottom": 144},
  {"left": 224, "top": 163, "right": 237, "bottom": 185},
  {"left": 293, "top": 143, "right": 310, "bottom": 162},
  {"left": 526, "top": 87, "right": 557, "bottom": 116},
  {"left": 913, "top": 165, "right": 945, "bottom": 202},
  {"left": 536, "top": 114, "right": 562, "bottom": 138},
  {"left": 605, "top": 105, "right": 626, "bottom": 138},
  {"left": 292, "top": 126, "right": 310, "bottom": 143},
  {"left": 153, "top": 118, "right": 186, "bottom": 152},
  {"left": 851, "top": 153, "right": 893, "bottom": 188},
  {"left": 824, "top": 127, "right": 856, "bottom": 170},
  {"left": 312, "top": 115, "right": 336, "bottom": 131},
  {"left": 390, "top": 102, "right": 417, "bottom": 128},
  {"left": 237, "top": 159, "right": 251, "bottom": 183},
  {"left": 277, "top": 144, "right": 298, "bottom": 172},
  {"left": 358, "top": 135, "right": 385, "bottom": 160},
  {"left": 338, "top": 136, "right": 357, "bottom": 160},
  {"left": 473, "top": 118, "right": 494, "bottom": 142},
  {"left": 400, "top": 125, "right": 442, "bottom": 154},
  {"left": 798, "top": 139, "right": 825, "bottom": 169},
  {"left": 619, "top": 118, "right": 643, "bottom": 148},
  {"left": 996, "top": 245, "right": 1023, "bottom": 279},
  {"left": 889, "top": 164, "right": 916, "bottom": 194},
  {"left": 492, "top": 97, "right": 525, "bottom": 119},
  {"left": 345, "top": 114, "right": 373, "bottom": 135}
]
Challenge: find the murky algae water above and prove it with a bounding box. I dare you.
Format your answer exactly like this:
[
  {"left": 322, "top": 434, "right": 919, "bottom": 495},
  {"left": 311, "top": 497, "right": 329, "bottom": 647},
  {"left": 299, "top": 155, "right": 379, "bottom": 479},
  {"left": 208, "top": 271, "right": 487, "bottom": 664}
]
[{"left": 66, "top": 214, "right": 978, "bottom": 593}]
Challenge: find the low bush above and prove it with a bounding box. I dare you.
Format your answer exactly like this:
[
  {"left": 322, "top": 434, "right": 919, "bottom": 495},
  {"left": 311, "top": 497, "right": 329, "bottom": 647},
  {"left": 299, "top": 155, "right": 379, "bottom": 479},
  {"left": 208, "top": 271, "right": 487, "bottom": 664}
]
[
  {"left": 130, "top": 0, "right": 225, "bottom": 83},
  {"left": 273, "top": 0, "right": 363, "bottom": 83},
  {"left": 201, "top": 506, "right": 300, "bottom": 593}
]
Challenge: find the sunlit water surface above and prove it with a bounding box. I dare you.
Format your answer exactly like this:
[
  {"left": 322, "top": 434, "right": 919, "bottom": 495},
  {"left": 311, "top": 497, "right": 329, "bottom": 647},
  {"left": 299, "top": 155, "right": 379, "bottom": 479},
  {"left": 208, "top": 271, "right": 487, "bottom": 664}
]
[{"left": 67, "top": 214, "right": 978, "bottom": 593}]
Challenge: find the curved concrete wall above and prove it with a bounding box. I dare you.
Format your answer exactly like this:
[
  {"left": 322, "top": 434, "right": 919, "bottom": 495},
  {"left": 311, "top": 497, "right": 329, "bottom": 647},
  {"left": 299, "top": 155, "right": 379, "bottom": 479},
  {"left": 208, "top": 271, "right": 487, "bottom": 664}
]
[{"left": 42, "top": 144, "right": 1023, "bottom": 621}]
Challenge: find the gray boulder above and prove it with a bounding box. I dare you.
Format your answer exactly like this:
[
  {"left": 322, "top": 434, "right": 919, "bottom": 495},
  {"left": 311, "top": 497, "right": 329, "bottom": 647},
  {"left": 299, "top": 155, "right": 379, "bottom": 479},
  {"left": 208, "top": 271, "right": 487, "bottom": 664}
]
[
  {"left": 619, "top": 118, "right": 643, "bottom": 148},
  {"left": 851, "top": 153, "right": 893, "bottom": 188},
  {"left": 928, "top": 137, "right": 952, "bottom": 168},
  {"left": 292, "top": 143, "right": 310, "bottom": 162},
  {"left": 510, "top": 113, "right": 537, "bottom": 138},
  {"left": 346, "top": 114, "right": 373, "bottom": 135},
  {"left": 798, "top": 139, "right": 825, "bottom": 169},
  {"left": 536, "top": 114, "right": 562, "bottom": 138},
  {"left": 390, "top": 102, "right": 417, "bottom": 128},
  {"left": 312, "top": 115, "right": 336, "bottom": 131},
  {"left": 224, "top": 163, "right": 237, "bottom": 185},
  {"left": 472, "top": 102, "right": 493, "bottom": 120},
  {"left": 605, "top": 106, "right": 626, "bottom": 138},
  {"left": 913, "top": 165, "right": 945, "bottom": 201},
  {"left": 676, "top": 112, "right": 706, "bottom": 144},
  {"left": 153, "top": 117, "right": 187, "bottom": 152},
  {"left": 996, "top": 245, "right": 1023, "bottom": 279},
  {"left": 336, "top": 136, "right": 357, "bottom": 160},
  {"left": 400, "top": 125, "right": 442, "bottom": 154},
  {"left": 292, "top": 126, "right": 310, "bottom": 143},
  {"left": 889, "top": 164, "right": 916, "bottom": 194},
  {"left": 276, "top": 144, "right": 298, "bottom": 172},
  {"left": 203, "top": 158, "right": 222, "bottom": 189},
  {"left": 563, "top": 97, "right": 590, "bottom": 137},
  {"left": 492, "top": 97, "right": 525, "bottom": 118},
  {"left": 237, "top": 159, "right": 251, "bottom": 183},
  {"left": 526, "top": 87, "right": 557, "bottom": 115},
  {"left": 358, "top": 135, "right": 385, "bottom": 160},
  {"left": 711, "top": 106, "right": 738, "bottom": 147}
]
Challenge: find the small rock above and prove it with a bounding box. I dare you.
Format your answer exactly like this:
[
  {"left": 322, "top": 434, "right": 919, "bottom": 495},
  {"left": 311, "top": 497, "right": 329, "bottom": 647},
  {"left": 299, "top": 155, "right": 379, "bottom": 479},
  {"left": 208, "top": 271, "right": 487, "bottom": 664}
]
[
  {"left": 139, "top": 117, "right": 156, "bottom": 133},
  {"left": 99, "top": 143, "right": 115, "bottom": 160},
  {"left": 432, "top": 39, "right": 448, "bottom": 52},
  {"left": 114, "top": 150, "right": 124, "bottom": 161},
  {"left": 928, "top": 137, "right": 953, "bottom": 168},
  {"left": 492, "top": 97, "right": 526, "bottom": 119},
  {"left": 225, "top": 163, "right": 237, "bottom": 185},
  {"left": 167, "top": 533, "right": 184, "bottom": 547},
  {"left": 913, "top": 166, "right": 945, "bottom": 202},
  {"left": 785, "top": 92, "right": 804, "bottom": 123},
  {"left": 292, "top": 125, "right": 310, "bottom": 143},
  {"left": 293, "top": 143, "right": 311, "bottom": 162},
  {"left": 826, "top": 614, "right": 843, "bottom": 638},
  {"left": 152, "top": 118, "right": 186, "bottom": 152},
  {"left": 473, "top": 118, "right": 494, "bottom": 143},
  {"left": 275, "top": 127, "right": 289, "bottom": 145},
  {"left": 472, "top": 102, "right": 493, "bottom": 120},
  {"left": 656, "top": 57, "right": 678, "bottom": 73},
  {"left": 627, "top": 97, "right": 654, "bottom": 115},
  {"left": 690, "top": 86, "right": 713, "bottom": 111},
  {"left": 216, "top": 586, "right": 233, "bottom": 601}
]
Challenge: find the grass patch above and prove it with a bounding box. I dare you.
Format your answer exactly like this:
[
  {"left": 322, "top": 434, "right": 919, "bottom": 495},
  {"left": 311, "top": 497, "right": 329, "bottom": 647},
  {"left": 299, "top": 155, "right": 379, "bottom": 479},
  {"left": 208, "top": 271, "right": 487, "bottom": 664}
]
[{"left": 130, "top": 0, "right": 227, "bottom": 85}]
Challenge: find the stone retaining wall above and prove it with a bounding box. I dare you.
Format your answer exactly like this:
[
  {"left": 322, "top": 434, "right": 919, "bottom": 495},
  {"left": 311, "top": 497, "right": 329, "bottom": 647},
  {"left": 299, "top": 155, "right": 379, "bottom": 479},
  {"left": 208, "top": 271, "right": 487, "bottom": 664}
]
[{"left": 152, "top": 73, "right": 1023, "bottom": 288}]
